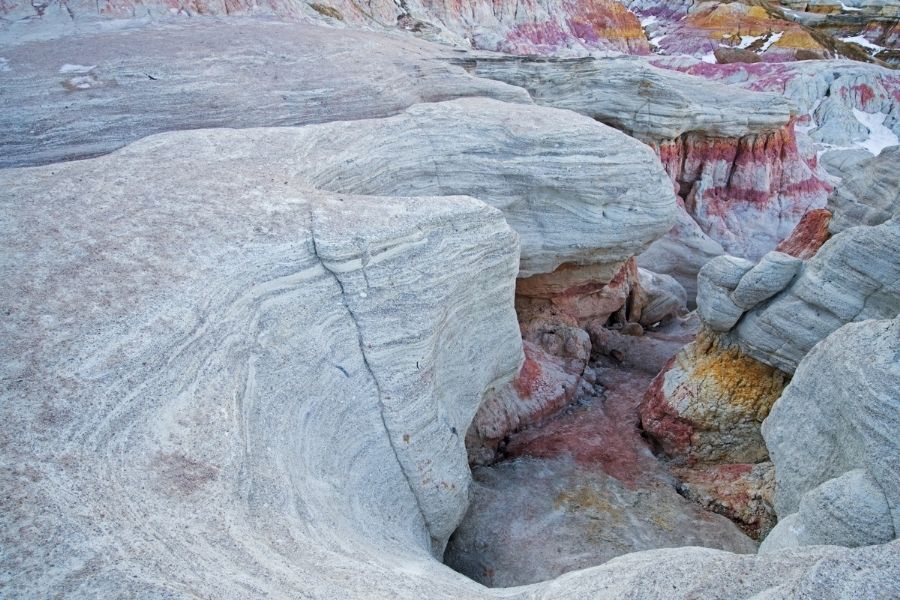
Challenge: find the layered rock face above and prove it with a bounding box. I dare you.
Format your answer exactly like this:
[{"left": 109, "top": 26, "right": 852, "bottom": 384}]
[
  {"left": 652, "top": 2, "right": 829, "bottom": 62},
  {"left": 639, "top": 150, "right": 898, "bottom": 537},
  {"left": 655, "top": 58, "right": 900, "bottom": 151},
  {"left": 828, "top": 145, "right": 900, "bottom": 232},
  {"left": 468, "top": 55, "right": 831, "bottom": 292},
  {"left": 2, "top": 1, "right": 899, "bottom": 596},
  {"left": 0, "top": 127, "right": 526, "bottom": 595},
  {"left": 642, "top": 215, "right": 900, "bottom": 461},
  {"left": 761, "top": 317, "right": 900, "bottom": 552}
]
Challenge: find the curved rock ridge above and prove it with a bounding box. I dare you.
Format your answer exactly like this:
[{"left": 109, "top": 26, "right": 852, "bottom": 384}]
[
  {"left": 0, "top": 126, "right": 526, "bottom": 595},
  {"left": 2, "top": 82, "right": 900, "bottom": 600},
  {"left": 725, "top": 217, "right": 900, "bottom": 373},
  {"left": 761, "top": 317, "right": 900, "bottom": 552},
  {"left": 295, "top": 98, "right": 676, "bottom": 277}
]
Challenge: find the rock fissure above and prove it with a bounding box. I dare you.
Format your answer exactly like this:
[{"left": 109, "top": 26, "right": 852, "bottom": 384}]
[{"left": 308, "top": 215, "right": 437, "bottom": 548}]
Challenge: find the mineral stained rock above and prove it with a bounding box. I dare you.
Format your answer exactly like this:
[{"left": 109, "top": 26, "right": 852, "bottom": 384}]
[
  {"left": 2, "top": 3, "right": 899, "bottom": 597},
  {"left": 774, "top": 208, "right": 832, "bottom": 259},
  {"left": 640, "top": 330, "right": 788, "bottom": 465},
  {"left": 468, "top": 54, "right": 832, "bottom": 278},
  {"left": 761, "top": 317, "right": 900, "bottom": 552},
  {"left": 447, "top": 324, "right": 759, "bottom": 588},
  {"left": 672, "top": 462, "right": 777, "bottom": 539}
]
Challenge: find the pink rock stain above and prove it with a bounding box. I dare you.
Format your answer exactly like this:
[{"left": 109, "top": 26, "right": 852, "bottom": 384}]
[{"left": 505, "top": 363, "right": 668, "bottom": 488}]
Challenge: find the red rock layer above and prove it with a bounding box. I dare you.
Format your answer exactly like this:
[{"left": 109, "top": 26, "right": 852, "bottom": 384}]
[
  {"left": 653, "top": 121, "right": 831, "bottom": 258},
  {"left": 775, "top": 208, "right": 832, "bottom": 259}
]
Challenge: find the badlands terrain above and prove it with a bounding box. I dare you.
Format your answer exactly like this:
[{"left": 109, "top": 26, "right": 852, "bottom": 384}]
[{"left": 1, "top": 0, "right": 899, "bottom": 597}]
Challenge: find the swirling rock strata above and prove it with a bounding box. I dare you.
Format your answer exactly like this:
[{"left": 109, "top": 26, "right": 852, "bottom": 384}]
[{"left": 0, "top": 126, "right": 526, "bottom": 594}]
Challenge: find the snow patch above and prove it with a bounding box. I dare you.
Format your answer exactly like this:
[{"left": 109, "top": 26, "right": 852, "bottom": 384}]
[
  {"left": 852, "top": 109, "right": 899, "bottom": 156},
  {"left": 59, "top": 64, "right": 96, "bottom": 74},
  {"left": 700, "top": 52, "right": 717, "bottom": 63},
  {"left": 760, "top": 32, "right": 783, "bottom": 53},
  {"left": 641, "top": 15, "right": 667, "bottom": 50},
  {"left": 840, "top": 2, "right": 862, "bottom": 12},
  {"left": 737, "top": 35, "right": 763, "bottom": 50},
  {"left": 841, "top": 35, "right": 885, "bottom": 54}
]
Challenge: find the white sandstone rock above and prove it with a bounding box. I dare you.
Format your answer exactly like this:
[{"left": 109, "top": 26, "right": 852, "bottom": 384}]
[
  {"left": 467, "top": 55, "right": 795, "bottom": 141},
  {"left": 828, "top": 145, "right": 900, "bottom": 234},
  {"left": 730, "top": 219, "right": 900, "bottom": 372},
  {"left": 696, "top": 255, "right": 755, "bottom": 331},
  {"left": 637, "top": 268, "right": 689, "bottom": 326},
  {"left": 762, "top": 317, "right": 900, "bottom": 547}
]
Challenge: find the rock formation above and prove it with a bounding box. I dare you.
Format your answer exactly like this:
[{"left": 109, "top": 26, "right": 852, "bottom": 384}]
[
  {"left": 761, "top": 317, "right": 900, "bottom": 552},
  {"left": 467, "top": 54, "right": 832, "bottom": 289},
  {"left": 2, "top": 2, "right": 899, "bottom": 597},
  {"left": 828, "top": 145, "right": 900, "bottom": 232}
]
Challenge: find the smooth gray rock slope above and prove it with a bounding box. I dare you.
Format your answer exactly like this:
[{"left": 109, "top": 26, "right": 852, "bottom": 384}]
[
  {"left": 761, "top": 317, "right": 900, "bottom": 552},
  {"left": 2, "top": 108, "right": 899, "bottom": 598},
  {"left": 0, "top": 19, "right": 528, "bottom": 168}
]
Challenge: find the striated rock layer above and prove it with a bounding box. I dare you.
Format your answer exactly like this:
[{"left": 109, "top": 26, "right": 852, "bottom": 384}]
[
  {"left": 0, "top": 0, "right": 652, "bottom": 55},
  {"left": 0, "top": 20, "right": 528, "bottom": 169}
]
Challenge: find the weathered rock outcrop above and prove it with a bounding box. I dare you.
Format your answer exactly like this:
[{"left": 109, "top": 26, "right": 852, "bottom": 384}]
[
  {"left": 654, "top": 58, "right": 900, "bottom": 145},
  {"left": 774, "top": 207, "right": 832, "bottom": 259},
  {"left": 761, "top": 317, "right": 900, "bottom": 552},
  {"left": 466, "top": 55, "right": 796, "bottom": 141},
  {"left": 726, "top": 217, "right": 900, "bottom": 373},
  {"left": 672, "top": 462, "right": 777, "bottom": 539},
  {"left": 0, "top": 0, "right": 651, "bottom": 55},
  {"left": 641, "top": 214, "right": 898, "bottom": 466},
  {"left": 650, "top": 2, "right": 830, "bottom": 62},
  {"left": 641, "top": 330, "right": 788, "bottom": 464},
  {"left": 0, "top": 125, "right": 527, "bottom": 594}
]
